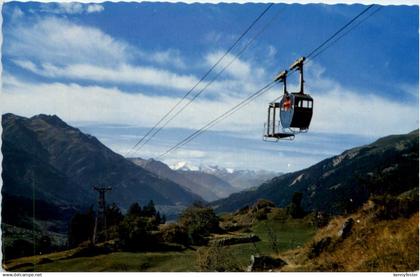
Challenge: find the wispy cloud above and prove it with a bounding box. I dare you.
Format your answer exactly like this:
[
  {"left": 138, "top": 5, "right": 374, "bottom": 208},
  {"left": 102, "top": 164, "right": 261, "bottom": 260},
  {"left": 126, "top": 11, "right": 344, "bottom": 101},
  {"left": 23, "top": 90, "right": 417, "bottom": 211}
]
[
  {"left": 5, "top": 17, "right": 131, "bottom": 67},
  {"left": 3, "top": 62, "right": 417, "bottom": 173},
  {"left": 7, "top": 17, "right": 221, "bottom": 93},
  {"left": 39, "top": 3, "right": 104, "bottom": 14},
  {"left": 10, "top": 7, "right": 24, "bottom": 19},
  {"left": 400, "top": 82, "right": 419, "bottom": 99},
  {"left": 12, "top": 60, "right": 206, "bottom": 92},
  {"left": 3, "top": 67, "right": 418, "bottom": 138},
  {"left": 86, "top": 4, "right": 104, "bottom": 14},
  {"left": 2, "top": 4, "right": 418, "bottom": 172},
  {"left": 143, "top": 49, "right": 187, "bottom": 69},
  {"left": 4, "top": 14, "right": 418, "bottom": 138},
  {"left": 12, "top": 60, "right": 37, "bottom": 72},
  {"left": 83, "top": 124, "right": 339, "bottom": 172},
  {"left": 1, "top": 73, "right": 273, "bottom": 131},
  {"left": 305, "top": 62, "right": 419, "bottom": 136},
  {"left": 7, "top": 15, "right": 185, "bottom": 71},
  {"left": 207, "top": 50, "right": 267, "bottom": 81}
]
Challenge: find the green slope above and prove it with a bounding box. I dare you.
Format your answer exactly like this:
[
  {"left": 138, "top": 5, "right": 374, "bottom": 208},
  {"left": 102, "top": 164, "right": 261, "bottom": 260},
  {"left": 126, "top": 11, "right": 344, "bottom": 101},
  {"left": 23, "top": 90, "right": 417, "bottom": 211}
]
[{"left": 212, "top": 130, "right": 419, "bottom": 214}]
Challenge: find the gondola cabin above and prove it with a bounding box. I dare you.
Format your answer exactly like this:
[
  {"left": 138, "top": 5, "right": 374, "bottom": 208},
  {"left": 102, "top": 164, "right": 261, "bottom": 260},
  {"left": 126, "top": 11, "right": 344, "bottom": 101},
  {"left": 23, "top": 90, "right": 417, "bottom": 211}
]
[
  {"left": 280, "top": 93, "right": 313, "bottom": 130},
  {"left": 263, "top": 56, "right": 314, "bottom": 141}
]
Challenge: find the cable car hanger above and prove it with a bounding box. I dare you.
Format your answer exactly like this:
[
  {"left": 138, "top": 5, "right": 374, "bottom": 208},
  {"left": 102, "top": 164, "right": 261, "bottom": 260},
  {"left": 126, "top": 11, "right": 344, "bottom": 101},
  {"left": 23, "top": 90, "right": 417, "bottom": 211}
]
[{"left": 263, "top": 56, "right": 314, "bottom": 142}]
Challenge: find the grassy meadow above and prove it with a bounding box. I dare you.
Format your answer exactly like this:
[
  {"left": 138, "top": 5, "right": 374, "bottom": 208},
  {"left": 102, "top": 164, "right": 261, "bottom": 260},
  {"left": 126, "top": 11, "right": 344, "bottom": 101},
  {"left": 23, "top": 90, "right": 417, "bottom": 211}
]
[{"left": 4, "top": 207, "right": 316, "bottom": 272}]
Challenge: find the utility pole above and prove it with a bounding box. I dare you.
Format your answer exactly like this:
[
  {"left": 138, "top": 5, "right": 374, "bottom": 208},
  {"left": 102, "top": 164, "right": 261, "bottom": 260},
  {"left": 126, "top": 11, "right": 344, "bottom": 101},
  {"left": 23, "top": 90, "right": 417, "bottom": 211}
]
[{"left": 92, "top": 186, "right": 112, "bottom": 244}]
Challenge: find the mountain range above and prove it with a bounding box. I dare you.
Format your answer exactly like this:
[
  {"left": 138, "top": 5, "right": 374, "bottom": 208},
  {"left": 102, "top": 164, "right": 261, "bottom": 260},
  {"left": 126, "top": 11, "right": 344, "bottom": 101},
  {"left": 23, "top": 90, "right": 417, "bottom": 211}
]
[
  {"left": 170, "top": 162, "right": 279, "bottom": 191},
  {"left": 212, "top": 130, "right": 419, "bottom": 214},
  {"left": 130, "top": 158, "right": 230, "bottom": 201},
  {"left": 131, "top": 159, "right": 278, "bottom": 201},
  {"left": 1, "top": 113, "right": 203, "bottom": 214},
  {"left": 2, "top": 112, "right": 418, "bottom": 235}
]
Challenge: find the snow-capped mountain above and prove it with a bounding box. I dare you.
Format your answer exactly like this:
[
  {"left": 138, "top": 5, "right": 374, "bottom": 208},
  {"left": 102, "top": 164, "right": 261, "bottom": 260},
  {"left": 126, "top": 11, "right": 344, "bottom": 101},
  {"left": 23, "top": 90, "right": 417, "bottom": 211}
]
[
  {"left": 170, "top": 161, "right": 199, "bottom": 171},
  {"left": 133, "top": 159, "right": 235, "bottom": 201},
  {"left": 130, "top": 159, "right": 280, "bottom": 201},
  {"left": 170, "top": 161, "right": 280, "bottom": 190},
  {"left": 199, "top": 164, "right": 235, "bottom": 174}
]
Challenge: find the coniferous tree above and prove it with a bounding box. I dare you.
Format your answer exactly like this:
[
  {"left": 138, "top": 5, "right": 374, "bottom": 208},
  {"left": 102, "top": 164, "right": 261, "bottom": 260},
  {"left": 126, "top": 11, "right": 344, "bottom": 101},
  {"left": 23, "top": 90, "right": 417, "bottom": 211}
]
[
  {"left": 287, "top": 192, "right": 305, "bottom": 218},
  {"left": 143, "top": 200, "right": 156, "bottom": 217},
  {"left": 106, "top": 202, "right": 123, "bottom": 227},
  {"left": 127, "top": 202, "right": 142, "bottom": 217},
  {"left": 68, "top": 207, "right": 95, "bottom": 247}
]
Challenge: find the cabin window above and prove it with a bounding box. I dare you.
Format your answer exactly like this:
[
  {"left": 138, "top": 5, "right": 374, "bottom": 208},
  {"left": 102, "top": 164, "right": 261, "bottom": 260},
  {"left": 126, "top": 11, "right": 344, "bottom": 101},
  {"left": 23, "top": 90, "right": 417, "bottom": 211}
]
[{"left": 297, "top": 100, "right": 313, "bottom": 108}]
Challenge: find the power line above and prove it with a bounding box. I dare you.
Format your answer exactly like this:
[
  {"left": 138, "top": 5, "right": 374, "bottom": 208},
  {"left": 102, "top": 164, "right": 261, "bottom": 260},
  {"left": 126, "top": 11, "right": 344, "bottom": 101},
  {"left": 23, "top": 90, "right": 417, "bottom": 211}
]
[
  {"left": 125, "top": 3, "right": 274, "bottom": 157},
  {"left": 157, "top": 81, "right": 277, "bottom": 158},
  {"left": 156, "top": 4, "right": 380, "bottom": 159},
  {"left": 267, "top": 5, "right": 381, "bottom": 102},
  {"left": 307, "top": 5, "right": 382, "bottom": 62},
  {"left": 271, "top": 5, "right": 382, "bottom": 101},
  {"left": 133, "top": 6, "right": 284, "bottom": 152},
  {"left": 305, "top": 4, "right": 375, "bottom": 59}
]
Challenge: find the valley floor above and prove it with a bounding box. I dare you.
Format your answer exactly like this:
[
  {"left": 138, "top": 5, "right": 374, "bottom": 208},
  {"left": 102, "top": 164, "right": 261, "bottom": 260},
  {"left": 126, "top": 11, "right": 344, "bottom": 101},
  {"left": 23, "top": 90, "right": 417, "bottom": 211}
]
[
  {"left": 4, "top": 202, "right": 419, "bottom": 272},
  {"left": 4, "top": 209, "right": 316, "bottom": 272}
]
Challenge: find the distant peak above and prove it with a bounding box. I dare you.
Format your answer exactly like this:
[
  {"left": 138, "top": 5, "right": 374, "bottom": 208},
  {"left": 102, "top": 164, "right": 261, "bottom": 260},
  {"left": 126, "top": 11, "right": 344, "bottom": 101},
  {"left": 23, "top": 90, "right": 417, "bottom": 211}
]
[
  {"left": 32, "top": 113, "right": 60, "bottom": 120},
  {"left": 31, "top": 114, "right": 69, "bottom": 128},
  {"left": 170, "top": 161, "right": 199, "bottom": 171},
  {"left": 2, "top": 113, "right": 25, "bottom": 122},
  {"left": 199, "top": 164, "right": 235, "bottom": 174}
]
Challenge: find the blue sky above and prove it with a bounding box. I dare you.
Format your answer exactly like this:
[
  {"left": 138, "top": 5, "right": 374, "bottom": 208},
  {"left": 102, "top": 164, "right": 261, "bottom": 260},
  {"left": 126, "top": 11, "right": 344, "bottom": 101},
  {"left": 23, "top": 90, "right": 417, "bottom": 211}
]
[{"left": 2, "top": 2, "right": 419, "bottom": 172}]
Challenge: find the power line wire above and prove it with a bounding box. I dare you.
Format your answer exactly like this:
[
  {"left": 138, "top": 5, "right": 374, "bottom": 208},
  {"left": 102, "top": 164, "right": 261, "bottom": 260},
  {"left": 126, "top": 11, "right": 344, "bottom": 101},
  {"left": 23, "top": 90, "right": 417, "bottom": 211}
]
[
  {"left": 156, "top": 4, "right": 380, "bottom": 158},
  {"left": 133, "top": 6, "right": 284, "bottom": 152},
  {"left": 305, "top": 4, "right": 375, "bottom": 59},
  {"left": 308, "top": 5, "right": 382, "bottom": 62},
  {"left": 125, "top": 3, "right": 274, "bottom": 157},
  {"left": 158, "top": 81, "right": 277, "bottom": 158},
  {"left": 272, "top": 5, "right": 381, "bottom": 101}
]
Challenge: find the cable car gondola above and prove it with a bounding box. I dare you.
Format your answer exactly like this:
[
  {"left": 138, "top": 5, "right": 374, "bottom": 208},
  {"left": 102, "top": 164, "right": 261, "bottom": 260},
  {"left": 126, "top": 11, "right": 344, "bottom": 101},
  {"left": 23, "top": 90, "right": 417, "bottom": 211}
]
[{"left": 264, "top": 57, "right": 313, "bottom": 141}]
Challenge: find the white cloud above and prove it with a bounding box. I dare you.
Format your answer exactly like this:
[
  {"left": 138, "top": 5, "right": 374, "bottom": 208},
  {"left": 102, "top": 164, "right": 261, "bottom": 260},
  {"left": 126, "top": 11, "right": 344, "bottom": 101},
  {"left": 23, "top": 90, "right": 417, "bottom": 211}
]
[
  {"left": 7, "top": 17, "right": 201, "bottom": 92},
  {"left": 86, "top": 4, "right": 104, "bottom": 13},
  {"left": 7, "top": 16, "right": 268, "bottom": 102},
  {"left": 203, "top": 31, "right": 223, "bottom": 44},
  {"left": 267, "top": 45, "right": 277, "bottom": 59},
  {"left": 5, "top": 17, "right": 131, "bottom": 67},
  {"left": 3, "top": 4, "right": 418, "bottom": 172},
  {"left": 7, "top": 16, "right": 189, "bottom": 71},
  {"left": 101, "top": 131, "right": 320, "bottom": 172},
  {"left": 3, "top": 70, "right": 418, "bottom": 139},
  {"left": 12, "top": 60, "right": 37, "bottom": 72},
  {"left": 400, "top": 83, "right": 419, "bottom": 99},
  {"left": 1, "top": 73, "right": 268, "bottom": 130},
  {"left": 3, "top": 70, "right": 417, "bottom": 172},
  {"left": 206, "top": 51, "right": 252, "bottom": 80},
  {"left": 56, "top": 3, "right": 84, "bottom": 14},
  {"left": 312, "top": 89, "right": 418, "bottom": 136},
  {"left": 12, "top": 60, "right": 211, "bottom": 93},
  {"left": 11, "top": 7, "right": 24, "bottom": 19},
  {"left": 144, "top": 49, "right": 186, "bottom": 69},
  {"left": 39, "top": 3, "right": 104, "bottom": 14},
  {"left": 305, "top": 62, "right": 419, "bottom": 136},
  {"left": 3, "top": 16, "right": 418, "bottom": 159}
]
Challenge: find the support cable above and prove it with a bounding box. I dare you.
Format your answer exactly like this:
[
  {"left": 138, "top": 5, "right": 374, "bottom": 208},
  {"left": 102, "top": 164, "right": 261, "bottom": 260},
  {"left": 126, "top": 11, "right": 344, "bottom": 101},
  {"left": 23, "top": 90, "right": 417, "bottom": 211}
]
[{"left": 125, "top": 3, "right": 274, "bottom": 157}]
